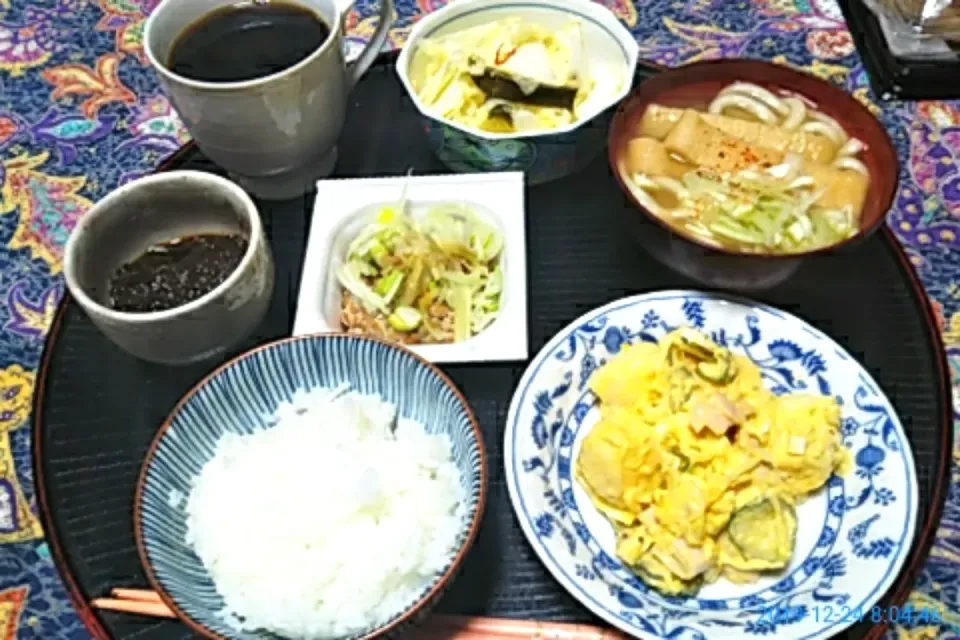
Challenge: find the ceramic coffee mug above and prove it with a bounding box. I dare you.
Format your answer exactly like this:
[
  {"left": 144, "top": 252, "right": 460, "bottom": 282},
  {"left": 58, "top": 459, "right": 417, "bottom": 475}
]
[{"left": 144, "top": 0, "right": 395, "bottom": 199}]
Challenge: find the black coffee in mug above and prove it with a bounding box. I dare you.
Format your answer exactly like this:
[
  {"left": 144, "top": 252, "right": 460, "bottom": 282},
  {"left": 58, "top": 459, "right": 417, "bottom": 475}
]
[{"left": 168, "top": 1, "right": 331, "bottom": 83}]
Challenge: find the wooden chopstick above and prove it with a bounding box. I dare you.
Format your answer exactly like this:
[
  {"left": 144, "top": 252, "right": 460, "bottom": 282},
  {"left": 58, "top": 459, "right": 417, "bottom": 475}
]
[
  {"left": 91, "top": 588, "right": 175, "bottom": 617},
  {"left": 109, "top": 588, "right": 163, "bottom": 603},
  {"left": 427, "top": 614, "right": 630, "bottom": 639},
  {"left": 91, "top": 598, "right": 177, "bottom": 618},
  {"left": 91, "top": 589, "right": 628, "bottom": 638}
]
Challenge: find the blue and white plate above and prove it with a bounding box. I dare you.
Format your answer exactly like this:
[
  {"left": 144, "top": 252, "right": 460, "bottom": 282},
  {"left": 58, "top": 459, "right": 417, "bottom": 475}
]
[
  {"left": 134, "top": 334, "right": 486, "bottom": 640},
  {"left": 505, "top": 291, "right": 918, "bottom": 640}
]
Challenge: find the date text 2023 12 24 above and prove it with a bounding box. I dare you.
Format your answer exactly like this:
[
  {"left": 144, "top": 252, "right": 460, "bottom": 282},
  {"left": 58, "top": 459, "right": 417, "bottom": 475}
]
[{"left": 756, "top": 604, "right": 945, "bottom": 627}]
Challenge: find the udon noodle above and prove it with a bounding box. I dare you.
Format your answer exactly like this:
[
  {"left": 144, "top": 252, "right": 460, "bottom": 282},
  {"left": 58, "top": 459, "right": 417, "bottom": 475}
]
[{"left": 618, "top": 82, "right": 871, "bottom": 254}]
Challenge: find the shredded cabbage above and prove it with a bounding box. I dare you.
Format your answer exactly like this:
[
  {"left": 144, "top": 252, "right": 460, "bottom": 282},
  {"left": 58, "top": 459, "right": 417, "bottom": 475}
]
[
  {"left": 644, "top": 168, "right": 857, "bottom": 253},
  {"left": 337, "top": 197, "right": 505, "bottom": 344}
]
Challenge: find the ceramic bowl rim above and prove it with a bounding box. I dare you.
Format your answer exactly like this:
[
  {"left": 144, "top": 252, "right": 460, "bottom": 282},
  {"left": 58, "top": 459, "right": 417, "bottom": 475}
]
[
  {"left": 132, "top": 331, "right": 489, "bottom": 640},
  {"left": 607, "top": 58, "right": 900, "bottom": 261},
  {"left": 395, "top": 0, "right": 640, "bottom": 141},
  {"left": 63, "top": 170, "right": 264, "bottom": 323}
]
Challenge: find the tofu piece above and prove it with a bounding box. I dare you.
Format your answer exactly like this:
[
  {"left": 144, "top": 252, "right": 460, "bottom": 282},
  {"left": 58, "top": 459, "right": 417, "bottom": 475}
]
[
  {"left": 703, "top": 112, "right": 838, "bottom": 164},
  {"left": 636, "top": 105, "right": 838, "bottom": 164},
  {"left": 803, "top": 163, "right": 870, "bottom": 220},
  {"left": 663, "top": 110, "right": 782, "bottom": 174},
  {"left": 624, "top": 137, "right": 691, "bottom": 179},
  {"left": 635, "top": 104, "right": 682, "bottom": 140}
]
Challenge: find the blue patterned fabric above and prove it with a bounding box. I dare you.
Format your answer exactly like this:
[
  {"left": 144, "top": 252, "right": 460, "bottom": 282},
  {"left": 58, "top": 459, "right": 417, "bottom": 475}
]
[{"left": 0, "top": 0, "right": 956, "bottom": 637}]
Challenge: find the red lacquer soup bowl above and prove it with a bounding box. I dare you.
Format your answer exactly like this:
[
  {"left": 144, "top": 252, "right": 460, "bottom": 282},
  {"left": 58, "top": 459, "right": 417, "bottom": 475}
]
[{"left": 607, "top": 59, "right": 899, "bottom": 291}]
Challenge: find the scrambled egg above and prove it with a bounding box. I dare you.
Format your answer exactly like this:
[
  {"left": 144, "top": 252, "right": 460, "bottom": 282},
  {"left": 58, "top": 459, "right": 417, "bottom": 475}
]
[{"left": 576, "top": 328, "right": 850, "bottom": 596}]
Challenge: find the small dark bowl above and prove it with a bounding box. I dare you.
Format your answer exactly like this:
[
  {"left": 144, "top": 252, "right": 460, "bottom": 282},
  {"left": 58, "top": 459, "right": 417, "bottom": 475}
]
[{"left": 607, "top": 59, "right": 899, "bottom": 291}]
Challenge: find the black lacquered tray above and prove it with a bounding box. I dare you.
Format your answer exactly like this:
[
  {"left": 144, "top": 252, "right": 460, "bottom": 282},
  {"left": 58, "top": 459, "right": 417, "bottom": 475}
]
[
  {"left": 838, "top": 0, "right": 960, "bottom": 101},
  {"left": 33, "top": 58, "right": 952, "bottom": 640}
]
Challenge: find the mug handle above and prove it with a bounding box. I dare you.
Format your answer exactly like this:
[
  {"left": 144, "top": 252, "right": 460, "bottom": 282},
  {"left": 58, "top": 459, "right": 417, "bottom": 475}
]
[{"left": 346, "top": 0, "right": 397, "bottom": 88}]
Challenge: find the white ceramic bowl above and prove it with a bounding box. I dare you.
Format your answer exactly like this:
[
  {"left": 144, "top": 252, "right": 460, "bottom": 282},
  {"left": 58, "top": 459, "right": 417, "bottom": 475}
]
[{"left": 395, "top": 0, "right": 639, "bottom": 184}]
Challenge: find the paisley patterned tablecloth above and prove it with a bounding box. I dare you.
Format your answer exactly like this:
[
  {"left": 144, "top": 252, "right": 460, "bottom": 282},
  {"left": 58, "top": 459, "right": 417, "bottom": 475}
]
[{"left": 0, "top": 0, "right": 956, "bottom": 637}]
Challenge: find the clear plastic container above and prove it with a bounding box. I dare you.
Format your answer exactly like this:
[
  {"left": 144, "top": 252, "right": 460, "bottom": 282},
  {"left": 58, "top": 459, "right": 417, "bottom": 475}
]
[{"left": 863, "top": 0, "right": 960, "bottom": 58}]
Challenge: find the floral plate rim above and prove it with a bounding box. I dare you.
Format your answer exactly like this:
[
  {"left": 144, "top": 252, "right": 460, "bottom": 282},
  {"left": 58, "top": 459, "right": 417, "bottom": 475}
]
[{"left": 504, "top": 289, "right": 919, "bottom": 640}]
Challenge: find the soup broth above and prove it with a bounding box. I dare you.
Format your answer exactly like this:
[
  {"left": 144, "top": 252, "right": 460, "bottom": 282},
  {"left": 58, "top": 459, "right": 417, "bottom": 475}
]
[
  {"left": 619, "top": 82, "right": 871, "bottom": 255},
  {"left": 168, "top": 1, "right": 331, "bottom": 83}
]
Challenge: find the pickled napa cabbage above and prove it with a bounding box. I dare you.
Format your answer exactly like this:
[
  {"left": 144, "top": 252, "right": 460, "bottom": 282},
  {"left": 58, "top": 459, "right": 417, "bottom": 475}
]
[{"left": 407, "top": 17, "right": 623, "bottom": 134}]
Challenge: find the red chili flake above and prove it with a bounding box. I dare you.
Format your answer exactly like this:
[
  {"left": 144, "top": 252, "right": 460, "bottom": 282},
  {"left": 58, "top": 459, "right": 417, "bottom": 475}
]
[
  {"left": 740, "top": 149, "right": 759, "bottom": 167},
  {"left": 495, "top": 44, "right": 517, "bottom": 65}
]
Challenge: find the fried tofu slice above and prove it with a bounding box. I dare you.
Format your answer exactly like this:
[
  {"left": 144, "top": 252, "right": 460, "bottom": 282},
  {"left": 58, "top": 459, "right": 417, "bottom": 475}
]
[
  {"left": 623, "top": 137, "right": 690, "bottom": 179},
  {"left": 803, "top": 163, "right": 869, "bottom": 219},
  {"left": 637, "top": 104, "right": 838, "bottom": 164},
  {"left": 629, "top": 108, "right": 868, "bottom": 220},
  {"left": 663, "top": 110, "right": 783, "bottom": 174}
]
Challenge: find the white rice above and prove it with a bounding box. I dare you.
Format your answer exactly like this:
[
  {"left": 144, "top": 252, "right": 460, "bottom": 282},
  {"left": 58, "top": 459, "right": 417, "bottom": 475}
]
[
  {"left": 183, "top": 387, "right": 466, "bottom": 639},
  {"left": 166, "top": 488, "right": 184, "bottom": 509}
]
